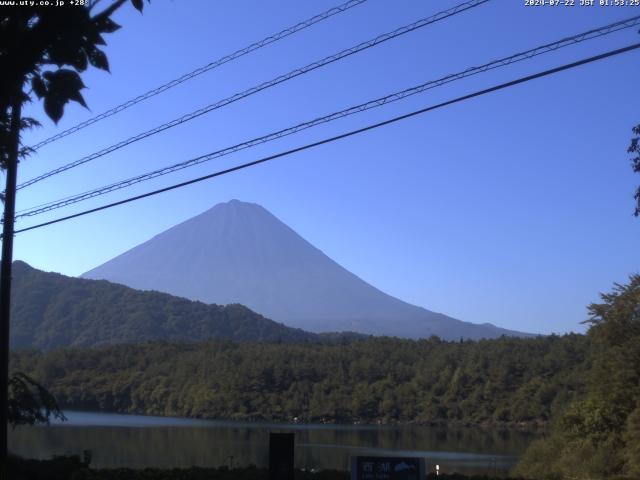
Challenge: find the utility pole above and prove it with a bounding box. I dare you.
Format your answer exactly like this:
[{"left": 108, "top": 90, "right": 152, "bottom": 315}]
[{"left": 0, "top": 95, "right": 22, "bottom": 475}]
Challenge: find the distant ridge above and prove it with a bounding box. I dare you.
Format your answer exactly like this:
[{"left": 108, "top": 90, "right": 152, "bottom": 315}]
[
  {"left": 10, "top": 261, "right": 322, "bottom": 350},
  {"left": 83, "top": 200, "right": 533, "bottom": 340}
]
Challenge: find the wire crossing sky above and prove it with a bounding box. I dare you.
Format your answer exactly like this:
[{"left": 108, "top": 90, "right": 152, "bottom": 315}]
[
  {"left": 15, "top": 0, "right": 640, "bottom": 335},
  {"left": 17, "top": 0, "right": 488, "bottom": 190},
  {"left": 15, "top": 14, "right": 640, "bottom": 219},
  {"left": 27, "top": 0, "right": 370, "bottom": 152},
  {"left": 13, "top": 42, "right": 640, "bottom": 236}
]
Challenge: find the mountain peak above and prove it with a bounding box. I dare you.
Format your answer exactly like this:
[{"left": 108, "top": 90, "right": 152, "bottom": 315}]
[
  {"left": 82, "top": 201, "right": 531, "bottom": 340},
  {"left": 211, "top": 199, "right": 261, "bottom": 210},
  {"left": 194, "top": 199, "right": 280, "bottom": 228},
  {"left": 12, "top": 260, "right": 35, "bottom": 273}
]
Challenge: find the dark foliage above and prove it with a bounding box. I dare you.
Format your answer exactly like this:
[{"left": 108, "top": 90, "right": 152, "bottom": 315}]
[
  {"left": 11, "top": 334, "right": 588, "bottom": 426},
  {"left": 515, "top": 275, "right": 640, "bottom": 479},
  {"left": 10, "top": 261, "right": 319, "bottom": 349},
  {"left": 0, "top": 0, "right": 149, "bottom": 158},
  {"left": 628, "top": 124, "right": 640, "bottom": 216},
  {"left": 1, "top": 1, "right": 151, "bottom": 176},
  {"left": 7, "top": 372, "right": 65, "bottom": 428}
]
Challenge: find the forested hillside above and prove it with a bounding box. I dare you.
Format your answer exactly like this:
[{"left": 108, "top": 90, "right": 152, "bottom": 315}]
[
  {"left": 10, "top": 261, "right": 319, "bottom": 349},
  {"left": 11, "top": 334, "right": 588, "bottom": 426},
  {"left": 515, "top": 275, "right": 640, "bottom": 479}
]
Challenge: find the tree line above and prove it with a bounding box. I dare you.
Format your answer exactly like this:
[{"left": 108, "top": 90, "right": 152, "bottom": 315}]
[
  {"left": 514, "top": 275, "right": 640, "bottom": 479},
  {"left": 11, "top": 333, "right": 589, "bottom": 427},
  {"left": 10, "top": 275, "right": 640, "bottom": 479}
]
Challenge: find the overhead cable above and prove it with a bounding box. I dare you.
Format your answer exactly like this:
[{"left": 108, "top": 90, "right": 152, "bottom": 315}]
[
  {"left": 16, "top": 14, "right": 640, "bottom": 219},
  {"left": 17, "top": 0, "right": 489, "bottom": 190},
  {"left": 27, "top": 0, "right": 371, "bottom": 151},
  {"left": 13, "top": 42, "right": 640, "bottom": 235}
]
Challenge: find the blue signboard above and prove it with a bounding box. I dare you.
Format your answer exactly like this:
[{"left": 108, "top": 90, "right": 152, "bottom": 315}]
[{"left": 351, "top": 456, "right": 426, "bottom": 480}]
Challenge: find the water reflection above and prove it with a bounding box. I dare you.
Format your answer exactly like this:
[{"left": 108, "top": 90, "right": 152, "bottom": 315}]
[{"left": 9, "top": 411, "right": 538, "bottom": 477}]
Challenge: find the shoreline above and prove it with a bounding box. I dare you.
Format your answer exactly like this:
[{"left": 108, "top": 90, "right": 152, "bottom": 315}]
[{"left": 49, "top": 408, "right": 548, "bottom": 432}]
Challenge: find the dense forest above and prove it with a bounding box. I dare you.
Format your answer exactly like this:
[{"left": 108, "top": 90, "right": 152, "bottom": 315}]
[
  {"left": 514, "top": 275, "right": 640, "bottom": 479},
  {"left": 9, "top": 268, "right": 640, "bottom": 479},
  {"left": 11, "top": 334, "right": 588, "bottom": 427},
  {"left": 10, "top": 261, "right": 324, "bottom": 348}
]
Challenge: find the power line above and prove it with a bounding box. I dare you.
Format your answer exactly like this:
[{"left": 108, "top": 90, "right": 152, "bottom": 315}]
[
  {"left": 17, "top": 0, "right": 489, "bottom": 191},
  {"left": 27, "top": 0, "right": 370, "bottom": 152},
  {"left": 15, "top": 14, "right": 640, "bottom": 219},
  {"left": 13, "top": 42, "right": 640, "bottom": 236}
]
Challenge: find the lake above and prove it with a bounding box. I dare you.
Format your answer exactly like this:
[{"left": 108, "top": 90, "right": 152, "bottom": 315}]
[{"left": 9, "top": 411, "right": 538, "bottom": 477}]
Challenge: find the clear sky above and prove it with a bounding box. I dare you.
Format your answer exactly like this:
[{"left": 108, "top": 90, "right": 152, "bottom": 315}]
[{"left": 12, "top": 0, "right": 640, "bottom": 335}]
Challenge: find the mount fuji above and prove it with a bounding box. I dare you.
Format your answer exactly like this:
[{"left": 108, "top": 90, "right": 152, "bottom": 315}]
[{"left": 82, "top": 200, "right": 530, "bottom": 340}]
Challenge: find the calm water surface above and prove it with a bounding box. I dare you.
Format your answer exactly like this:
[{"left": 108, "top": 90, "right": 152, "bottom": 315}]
[{"left": 9, "top": 411, "right": 539, "bottom": 476}]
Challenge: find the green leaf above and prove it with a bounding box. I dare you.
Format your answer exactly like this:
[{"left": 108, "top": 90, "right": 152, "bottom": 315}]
[
  {"left": 68, "top": 90, "right": 88, "bottom": 108},
  {"left": 8, "top": 372, "right": 66, "bottom": 428},
  {"left": 42, "top": 69, "right": 89, "bottom": 121},
  {"left": 88, "top": 48, "right": 109, "bottom": 72},
  {"left": 72, "top": 49, "right": 89, "bottom": 72},
  {"left": 20, "top": 117, "right": 41, "bottom": 130},
  {"left": 43, "top": 96, "right": 64, "bottom": 124},
  {"left": 85, "top": 28, "right": 107, "bottom": 46},
  {"left": 48, "top": 69, "right": 86, "bottom": 93},
  {"left": 95, "top": 17, "right": 121, "bottom": 34},
  {"left": 31, "top": 76, "right": 47, "bottom": 99}
]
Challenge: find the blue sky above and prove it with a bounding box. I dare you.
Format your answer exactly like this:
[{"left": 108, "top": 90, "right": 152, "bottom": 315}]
[{"left": 12, "top": 0, "right": 640, "bottom": 335}]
